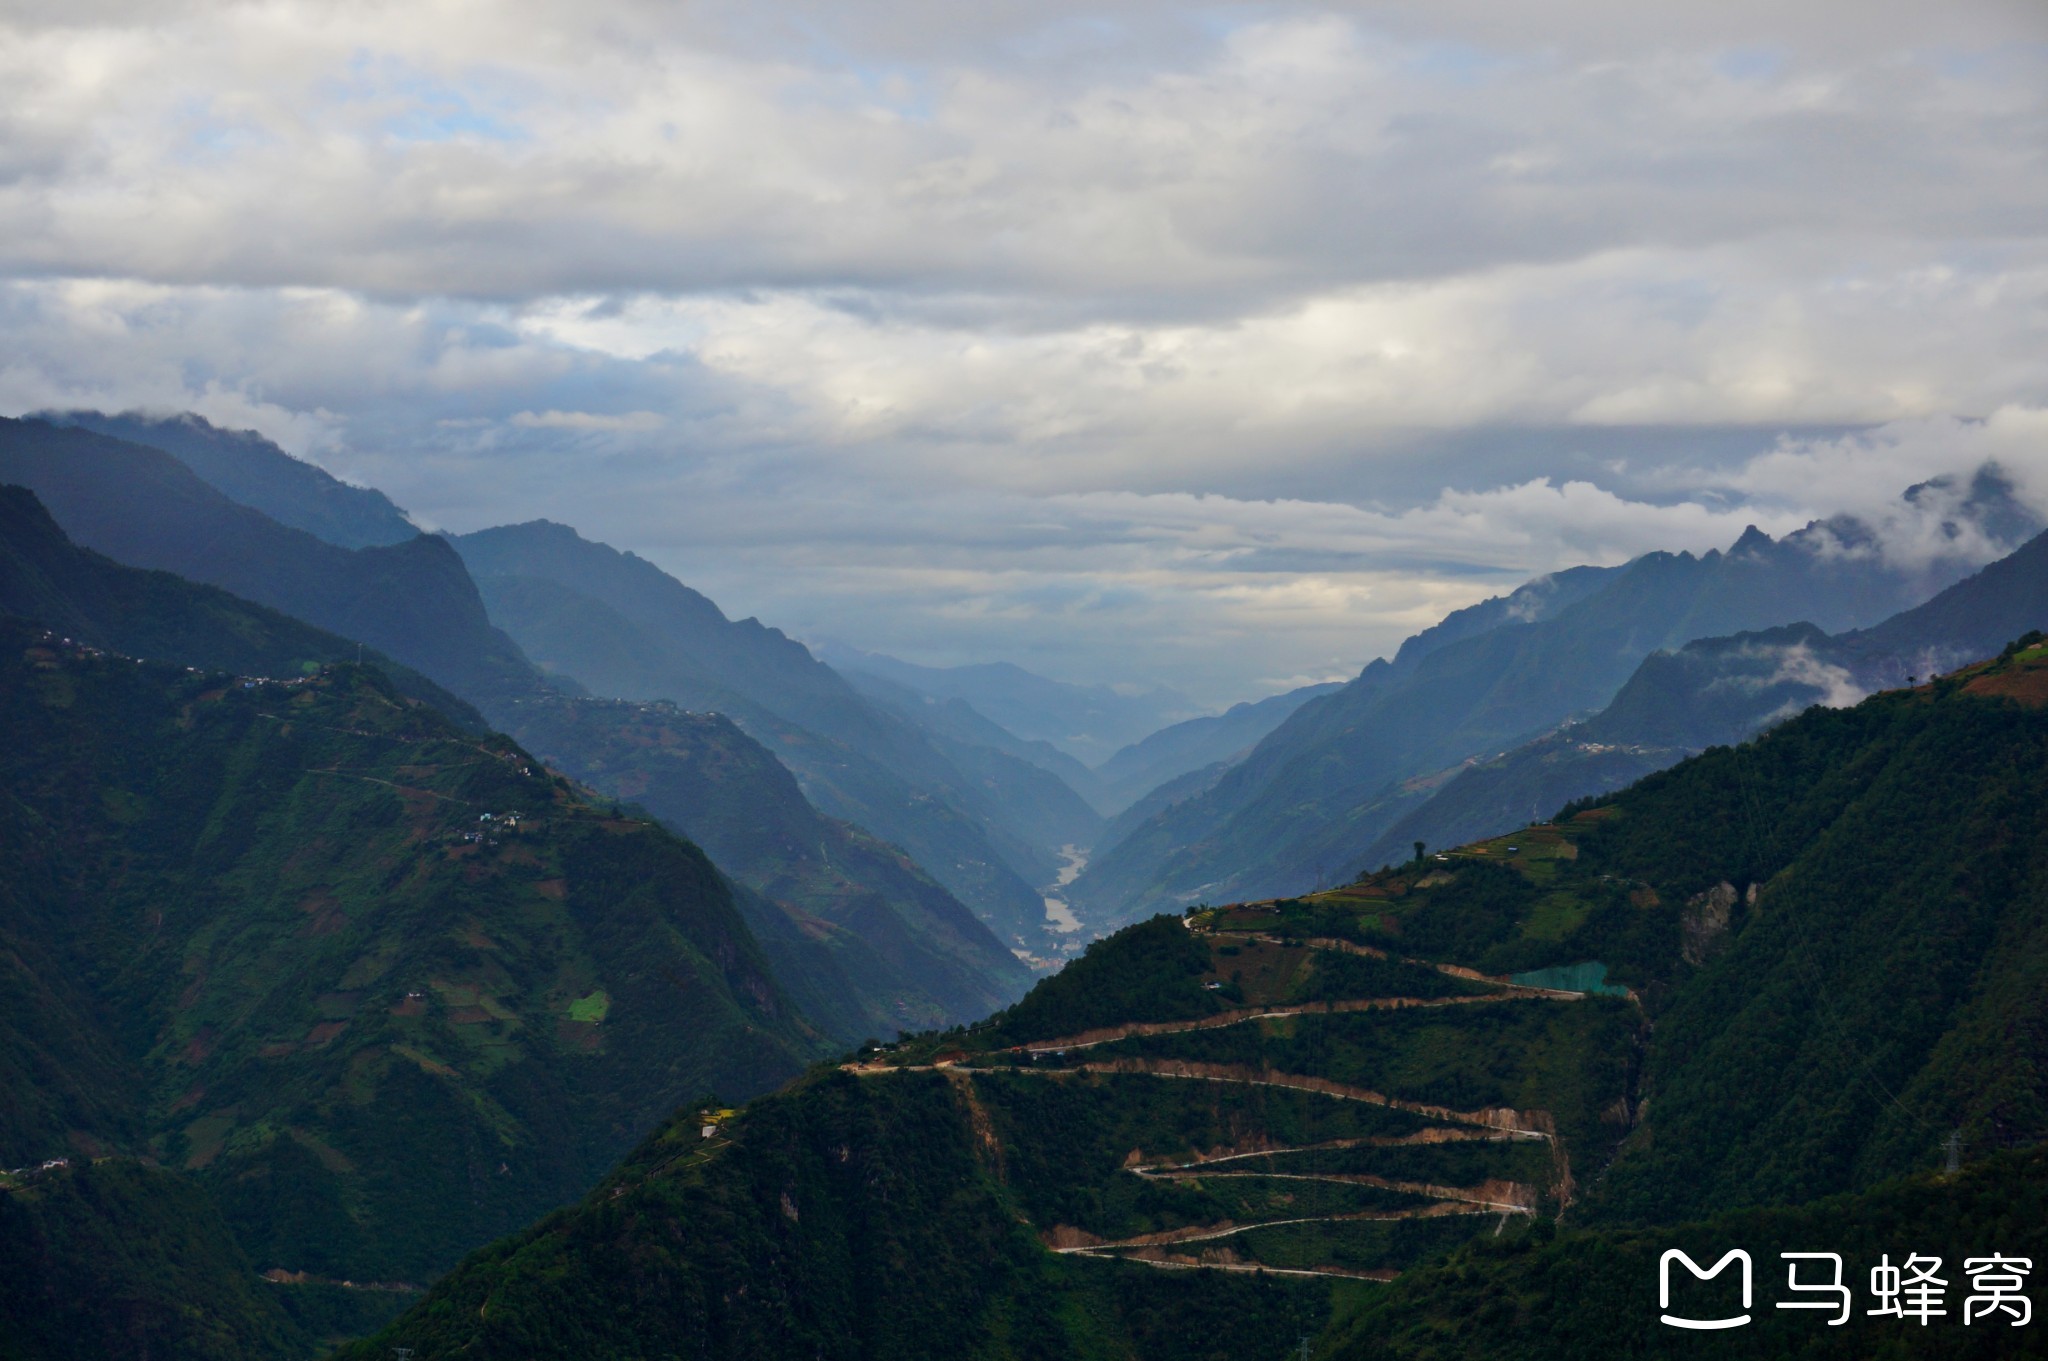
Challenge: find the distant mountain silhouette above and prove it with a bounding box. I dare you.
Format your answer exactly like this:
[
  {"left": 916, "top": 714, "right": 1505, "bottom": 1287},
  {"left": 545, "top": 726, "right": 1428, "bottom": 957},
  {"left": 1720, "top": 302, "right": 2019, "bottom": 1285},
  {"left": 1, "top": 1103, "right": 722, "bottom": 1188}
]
[
  {"left": 1068, "top": 476, "right": 2043, "bottom": 927},
  {"left": 1092, "top": 681, "right": 1344, "bottom": 819},
  {"left": 38, "top": 410, "right": 418, "bottom": 549},
  {"left": 814, "top": 641, "right": 1198, "bottom": 767},
  {"left": 1355, "top": 523, "right": 2048, "bottom": 872},
  {"left": 451, "top": 520, "right": 1075, "bottom": 952},
  {"left": 0, "top": 483, "right": 481, "bottom": 727},
  {"left": 838, "top": 666, "right": 1106, "bottom": 834},
  {"left": 0, "top": 418, "right": 545, "bottom": 708}
]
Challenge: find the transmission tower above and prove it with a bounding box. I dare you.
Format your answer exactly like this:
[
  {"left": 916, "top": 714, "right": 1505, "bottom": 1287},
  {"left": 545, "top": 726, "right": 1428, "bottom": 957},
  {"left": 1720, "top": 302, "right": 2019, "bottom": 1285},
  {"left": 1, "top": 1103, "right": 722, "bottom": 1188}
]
[{"left": 1944, "top": 1130, "right": 1961, "bottom": 1174}]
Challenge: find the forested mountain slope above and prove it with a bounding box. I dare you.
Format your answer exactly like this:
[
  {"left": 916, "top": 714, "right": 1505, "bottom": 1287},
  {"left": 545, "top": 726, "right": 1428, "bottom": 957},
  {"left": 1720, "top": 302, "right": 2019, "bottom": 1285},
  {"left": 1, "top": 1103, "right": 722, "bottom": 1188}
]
[
  {"left": 498, "top": 695, "right": 1033, "bottom": 1039},
  {"left": 452, "top": 521, "right": 1067, "bottom": 952},
  {"left": 0, "top": 419, "right": 544, "bottom": 709},
  {"left": 348, "top": 636, "right": 2048, "bottom": 1360},
  {"left": 0, "top": 623, "right": 821, "bottom": 1289},
  {"left": 1069, "top": 490, "right": 2036, "bottom": 929},
  {"left": 0, "top": 483, "right": 480, "bottom": 729},
  {"left": 2, "top": 475, "right": 1028, "bottom": 1064},
  {"left": 28, "top": 412, "right": 1050, "bottom": 1011},
  {"left": 0, "top": 1157, "right": 359, "bottom": 1361}
]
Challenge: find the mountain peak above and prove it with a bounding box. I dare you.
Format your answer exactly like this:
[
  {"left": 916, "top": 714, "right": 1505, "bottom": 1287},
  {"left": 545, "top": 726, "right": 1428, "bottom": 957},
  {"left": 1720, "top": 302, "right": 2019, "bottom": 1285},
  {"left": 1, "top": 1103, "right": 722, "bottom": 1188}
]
[
  {"left": 1728, "top": 523, "right": 1774, "bottom": 555},
  {"left": 33, "top": 409, "right": 419, "bottom": 549}
]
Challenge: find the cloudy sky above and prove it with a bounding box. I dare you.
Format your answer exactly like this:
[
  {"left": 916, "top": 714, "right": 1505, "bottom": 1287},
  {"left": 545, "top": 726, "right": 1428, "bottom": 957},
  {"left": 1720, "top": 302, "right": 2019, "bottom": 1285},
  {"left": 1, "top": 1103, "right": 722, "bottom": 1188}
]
[{"left": 2, "top": 0, "right": 2045, "bottom": 705}]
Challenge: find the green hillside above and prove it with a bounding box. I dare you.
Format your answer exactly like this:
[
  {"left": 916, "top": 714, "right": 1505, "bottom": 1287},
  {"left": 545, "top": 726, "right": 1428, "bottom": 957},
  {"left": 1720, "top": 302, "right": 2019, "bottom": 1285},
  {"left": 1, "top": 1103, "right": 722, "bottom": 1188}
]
[
  {"left": 497, "top": 693, "right": 1032, "bottom": 1040},
  {"left": 1331, "top": 1144, "right": 2048, "bottom": 1359},
  {"left": 347, "top": 638, "right": 2048, "bottom": 1359},
  {"left": 0, "top": 1158, "right": 315, "bottom": 1360},
  {"left": 0, "top": 483, "right": 481, "bottom": 730},
  {"left": 0, "top": 619, "right": 823, "bottom": 1291}
]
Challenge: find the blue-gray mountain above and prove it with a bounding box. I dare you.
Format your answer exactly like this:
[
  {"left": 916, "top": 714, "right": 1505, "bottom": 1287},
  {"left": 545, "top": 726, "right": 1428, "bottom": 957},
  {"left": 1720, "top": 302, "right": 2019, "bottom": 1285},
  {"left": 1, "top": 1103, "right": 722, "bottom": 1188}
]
[
  {"left": 1091, "top": 681, "right": 1344, "bottom": 818},
  {"left": 0, "top": 418, "right": 1033, "bottom": 1044},
  {"left": 1361, "top": 520, "right": 2048, "bottom": 873},
  {"left": 0, "top": 417, "right": 545, "bottom": 709},
  {"left": 812, "top": 640, "right": 1200, "bottom": 768},
  {"left": 449, "top": 521, "right": 1084, "bottom": 954},
  {"left": 36, "top": 411, "right": 419, "bottom": 549},
  {"left": 838, "top": 665, "right": 1112, "bottom": 814},
  {"left": 1065, "top": 470, "right": 2043, "bottom": 929}
]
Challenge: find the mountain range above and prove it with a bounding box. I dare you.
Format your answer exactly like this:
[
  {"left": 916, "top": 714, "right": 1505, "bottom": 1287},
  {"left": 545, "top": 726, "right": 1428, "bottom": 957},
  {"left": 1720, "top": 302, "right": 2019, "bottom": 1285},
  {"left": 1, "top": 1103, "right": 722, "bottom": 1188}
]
[
  {"left": 344, "top": 631, "right": 2048, "bottom": 1358},
  {"left": 0, "top": 484, "right": 479, "bottom": 729},
  {"left": 37, "top": 411, "right": 420, "bottom": 550},
  {"left": 0, "top": 417, "right": 1056, "bottom": 1017},
  {"left": 449, "top": 520, "right": 1091, "bottom": 956},
  {"left": 812, "top": 640, "right": 1201, "bottom": 768},
  {"left": 0, "top": 418, "right": 544, "bottom": 710},
  {"left": 5, "top": 408, "right": 2047, "bottom": 1360},
  {"left": 1091, "top": 681, "right": 1344, "bottom": 813},
  {"left": 1352, "top": 514, "right": 2048, "bottom": 877},
  {"left": 1066, "top": 472, "right": 2043, "bottom": 930}
]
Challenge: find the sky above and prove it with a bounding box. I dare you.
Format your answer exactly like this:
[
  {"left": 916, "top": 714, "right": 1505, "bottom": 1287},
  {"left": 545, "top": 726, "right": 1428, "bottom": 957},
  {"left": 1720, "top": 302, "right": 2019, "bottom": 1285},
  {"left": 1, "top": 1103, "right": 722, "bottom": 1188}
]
[{"left": 1, "top": 1, "right": 2045, "bottom": 707}]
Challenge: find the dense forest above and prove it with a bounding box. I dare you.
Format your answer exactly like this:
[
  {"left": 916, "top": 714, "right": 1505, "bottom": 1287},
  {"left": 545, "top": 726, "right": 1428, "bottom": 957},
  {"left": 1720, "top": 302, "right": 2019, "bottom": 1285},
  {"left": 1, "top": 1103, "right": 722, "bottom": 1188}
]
[{"left": 0, "top": 621, "right": 828, "bottom": 1354}]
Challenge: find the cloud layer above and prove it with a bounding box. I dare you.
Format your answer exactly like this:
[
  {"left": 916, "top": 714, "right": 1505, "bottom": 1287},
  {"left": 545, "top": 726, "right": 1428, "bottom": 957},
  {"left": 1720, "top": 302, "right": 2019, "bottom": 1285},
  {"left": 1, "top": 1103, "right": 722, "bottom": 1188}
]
[{"left": 1, "top": 1, "right": 2044, "bottom": 703}]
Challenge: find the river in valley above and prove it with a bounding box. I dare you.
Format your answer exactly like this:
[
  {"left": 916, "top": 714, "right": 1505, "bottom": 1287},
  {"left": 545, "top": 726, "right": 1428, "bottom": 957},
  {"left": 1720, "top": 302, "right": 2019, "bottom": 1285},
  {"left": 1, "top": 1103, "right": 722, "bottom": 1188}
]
[{"left": 1042, "top": 844, "right": 1087, "bottom": 934}]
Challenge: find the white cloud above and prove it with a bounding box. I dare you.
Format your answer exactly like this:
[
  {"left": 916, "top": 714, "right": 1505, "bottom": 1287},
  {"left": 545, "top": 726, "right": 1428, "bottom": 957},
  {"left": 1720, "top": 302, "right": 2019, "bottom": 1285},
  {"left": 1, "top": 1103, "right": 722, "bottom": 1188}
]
[
  {"left": 1764, "top": 642, "right": 1868, "bottom": 712},
  {"left": 0, "top": 2, "right": 2043, "bottom": 703},
  {"left": 510, "top": 409, "right": 666, "bottom": 432},
  {"left": 0, "top": 3, "right": 2040, "bottom": 311},
  {"left": 525, "top": 248, "right": 2048, "bottom": 493}
]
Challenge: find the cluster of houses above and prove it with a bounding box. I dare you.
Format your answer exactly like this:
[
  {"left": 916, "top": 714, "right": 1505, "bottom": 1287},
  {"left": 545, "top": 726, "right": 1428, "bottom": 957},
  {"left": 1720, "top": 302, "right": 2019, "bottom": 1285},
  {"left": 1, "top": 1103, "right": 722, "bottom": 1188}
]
[{"left": 467, "top": 812, "right": 527, "bottom": 846}]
